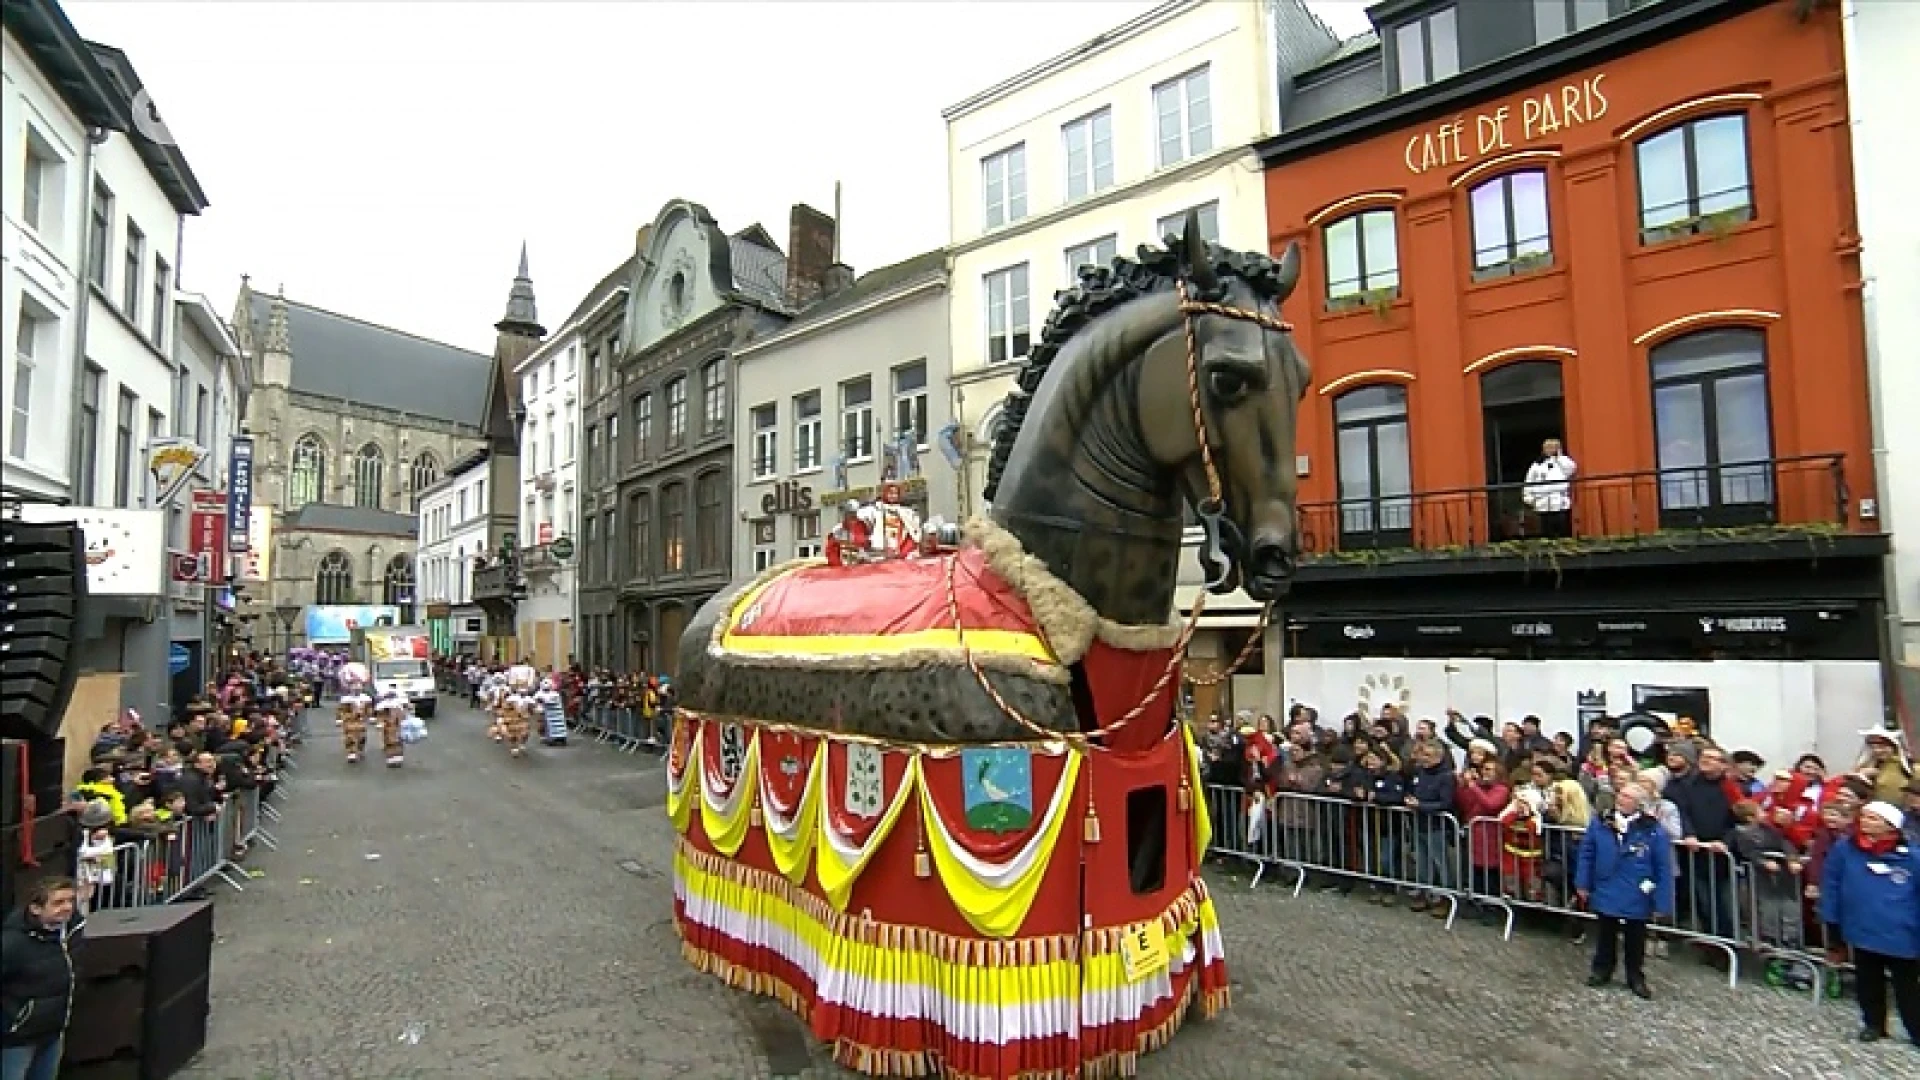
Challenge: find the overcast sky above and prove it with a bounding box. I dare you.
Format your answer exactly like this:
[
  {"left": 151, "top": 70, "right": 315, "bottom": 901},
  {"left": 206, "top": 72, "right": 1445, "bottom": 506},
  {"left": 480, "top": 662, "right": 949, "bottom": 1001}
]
[{"left": 65, "top": 1, "right": 1373, "bottom": 356}]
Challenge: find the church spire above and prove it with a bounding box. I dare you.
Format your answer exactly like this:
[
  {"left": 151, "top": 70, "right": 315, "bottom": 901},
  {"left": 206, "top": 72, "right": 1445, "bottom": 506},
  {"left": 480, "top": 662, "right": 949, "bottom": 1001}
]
[{"left": 496, "top": 242, "right": 543, "bottom": 336}]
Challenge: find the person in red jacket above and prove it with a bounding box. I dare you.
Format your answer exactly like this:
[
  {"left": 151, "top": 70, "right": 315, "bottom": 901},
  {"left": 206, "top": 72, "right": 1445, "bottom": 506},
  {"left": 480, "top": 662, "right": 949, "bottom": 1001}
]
[
  {"left": 1762, "top": 769, "right": 1821, "bottom": 850},
  {"left": 824, "top": 501, "right": 871, "bottom": 567},
  {"left": 1457, "top": 757, "right": 1512, "bottom": 924}
]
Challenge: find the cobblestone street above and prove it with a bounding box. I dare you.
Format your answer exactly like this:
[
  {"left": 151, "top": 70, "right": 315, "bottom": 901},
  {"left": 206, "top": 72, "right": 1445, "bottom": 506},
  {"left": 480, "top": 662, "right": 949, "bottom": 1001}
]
[{"left": 180, "top": 701, "right": 1917, "bottom": 1080}]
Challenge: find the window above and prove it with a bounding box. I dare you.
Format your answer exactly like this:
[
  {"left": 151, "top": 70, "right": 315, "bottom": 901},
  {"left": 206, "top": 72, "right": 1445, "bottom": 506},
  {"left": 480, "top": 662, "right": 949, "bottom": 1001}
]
[
  {"left": 629, "top": 493, "right": 649, "bottom": 579},
  {"left": 353, "top": 443, "right": 385, "bottom": 509},
  {"left": 840, "top": 377, "right": 873, "bottom": 462},
  {"left": 383, "top": 554, "right": 414, "bottom": 607},
  {"left": 603, "top": 507, "right": 617, "bottom": 582},
  {"left": 524, "top": 497, "right": 537, "bottom": 547},
  {"left": 565, "top": 416, "right": 576, "bottom": 462},
  {"left": 633, "top": 394, "right": 652, "bottom": 460},
  {"left": 660, "top": 482, "right": 687, "bottom": 573},
  {"left": 544, "top": 410, "right": 555, "bottom": 470},
  {"left": 1636, "top": 114, "right": 1753, "bottom": 243},
  {"left": 113, "top": 387, "right": 136, "bottom": 507},
  {"left": 794, "top": 391, "right": 821, "bottom": 471},
  {"left": 21, "top": 141, "right": 50, "bottom": 232},
  {"left": 1153, "top": 66, "right": 1213, "bottom": 167},
  {"left": 751, "top": 403, "right": 778, "bottom": 479},
  {"left": 984, "top": 264, "right": 1031, "bottom": 366},
  {"left": 564, "top": 344, "right": 576, "bottom": 381},
  {"left": 665, "top": 378, "right": 686, "bottom": 449},
  {"left": 1394, "top": 7, "right": 1460, "bottom": 90},
  {"left": 586, "top": 425, "right": 601, "bottom": 485},
  {"left": 982, "top": 144, "right": 1028, "bottom": 229},
  {"left": 1323, "top": 210, "right": 1400, "bottom": 308},
  {"left": 1062, "top": 109, "right": 1114, "bottom": 200},
  {"left": 1650, "top": 327, "right": 1774, "bottom": 518},
  {"left": 1469, "top": 171, "right": 1552, "bottom": 277},
  {"left": 88, "top": 181, "right": 111, "bottom": 290},
  {"left": 10, "top": 310, "right": 38, "bottom": 459},
  {"left": 524, "top": 369, "right": 538, "bottom": 401},
  {"left": 892, "top": 361, "right": 928, "bottom": 449},
  {"left": 410, "top": 452, "right": 439, "bottom": 512},
  {"left": 695, "top": 472, "right": 721, "bottom": 572},
  {"left": 795, "top": 511, "right": 821, "bottom": 560},
  {"left": 76, "top": 366, "right": 101, "bottom": 504},
  {"left": 194, "top": 386, "right": 209, "bottom": 444},
  {"left": 316, "top": 550, "right": 354, "bottom": 605},
  {"left": 701, "top": 358, "right": 727, "bottom": 434},
  {"left": 1534, "top": 0, "right": 1609, "bottom": 43},
  {"left": 1065, "top": 236, "right": 1118, "bottom": 281},
  {"left": 1333, "top": 385, "right": 1414, "bottom": 540},
  {"left": 607, "top": 413, "right": 619, "bottom": 473},
  {"left": 587, "top": 349, "right": 601, "bottom": 395},
  {"left": 578, "top": 513, "right": 597, "bottom": 581},
  {"left": 290, "top": 433, "right": 325, "bottom": 506},
  {"left": 1156, "top": 203, "right": 1220, "bottom": 245},
  {"left": 122, "top": 224, "right": 145, "bottom": 320},
  {"left": 151, "top": 257, "right": 170, "bottom": 343},
  {"left": 523, "top": 417, "right": 537, "bottom": 472},
  {"left": 752, "top": 519, "right": 777, "bottom": 573}
]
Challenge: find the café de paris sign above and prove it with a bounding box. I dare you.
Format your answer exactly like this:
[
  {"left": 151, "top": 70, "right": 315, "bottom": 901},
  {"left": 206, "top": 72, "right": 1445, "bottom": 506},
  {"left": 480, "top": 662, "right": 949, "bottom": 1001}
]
[{"left": 1404, "top": 73, "right": 1610, "bottom": 175}]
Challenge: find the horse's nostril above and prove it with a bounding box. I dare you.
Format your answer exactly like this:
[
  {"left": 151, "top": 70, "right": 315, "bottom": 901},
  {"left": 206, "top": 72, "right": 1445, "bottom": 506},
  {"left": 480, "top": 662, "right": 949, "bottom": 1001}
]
[{"left": 1250, "top": 543, "right": 1294, "bottom": 579}]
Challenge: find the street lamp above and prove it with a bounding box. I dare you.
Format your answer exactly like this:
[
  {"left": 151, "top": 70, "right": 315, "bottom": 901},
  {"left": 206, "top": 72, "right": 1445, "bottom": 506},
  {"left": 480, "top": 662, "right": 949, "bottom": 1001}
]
[{"left": 275, "top": 603, "right": 302, "bottom": 655}]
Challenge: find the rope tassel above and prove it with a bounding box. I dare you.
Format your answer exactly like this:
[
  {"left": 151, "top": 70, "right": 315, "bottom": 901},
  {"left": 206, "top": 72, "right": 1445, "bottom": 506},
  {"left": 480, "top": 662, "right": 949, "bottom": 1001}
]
[{"left": 1084, "top": 801, "right": 1101, "bottom": 844}]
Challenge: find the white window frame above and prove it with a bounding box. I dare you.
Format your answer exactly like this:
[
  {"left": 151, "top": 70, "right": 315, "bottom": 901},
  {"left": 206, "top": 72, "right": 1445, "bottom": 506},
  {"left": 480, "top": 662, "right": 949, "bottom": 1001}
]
[
  {"left": 840, "top": 377, "right": 874, "bottom": 463},
  {"left": 1064, "top": 236, "right": 1119, "bottom": 283},
  {"left": 1156, "top": 202, "right": 1221, "bottom": 246},
  {"left": 981, "top": 144, "right": 1028, "bottom": 230},
  {"left": 1323, "top": 209, "right": 1402, "bottom": 307},
  {"left": 1153, "top": 65, "right": 1213, "bottom": 168},
  {"left": 21, "top": 137, "right": 51, "bottom": 234},
  {"left": 1062, "top": 108, "right": 1114, "bottom": 201},
  {"left": 751, "top": 403, "right": 779, "bottom": 480},
  {"left": 10, "top": 309, "right": 38, "bottom": 460},
  {"left": 891, "top": 361, "right": 928, "bottom": 450},
  {"left": 983, "top": 264, "right": 1031, "bottom": 367},
  {"left": 701, "top": 358, "right": 727, "bottom": 434},
  {"left": 752, "top": 519, "right": 777, "bottom": 573},
  {"left": 794, "top": 391, "right": 822, "bottom": 473},
  {"left": 666, "top": 377, "right": 687, "bottom": 448}
]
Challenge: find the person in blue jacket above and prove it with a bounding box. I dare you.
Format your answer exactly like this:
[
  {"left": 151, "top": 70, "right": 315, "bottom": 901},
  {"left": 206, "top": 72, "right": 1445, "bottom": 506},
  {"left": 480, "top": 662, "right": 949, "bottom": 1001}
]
[
  {"left": 1819, "top": 801, "right": 1920, "bottom": 1046},
  {"left": 1575, "top": 781, "right": 1673, "bottom": 999}
]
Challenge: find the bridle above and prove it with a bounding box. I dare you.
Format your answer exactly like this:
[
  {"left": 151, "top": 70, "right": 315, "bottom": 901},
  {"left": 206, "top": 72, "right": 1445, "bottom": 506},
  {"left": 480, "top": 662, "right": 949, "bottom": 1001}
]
[{"left": 945, "top": 275, "right": 1295, "bottom": 743}]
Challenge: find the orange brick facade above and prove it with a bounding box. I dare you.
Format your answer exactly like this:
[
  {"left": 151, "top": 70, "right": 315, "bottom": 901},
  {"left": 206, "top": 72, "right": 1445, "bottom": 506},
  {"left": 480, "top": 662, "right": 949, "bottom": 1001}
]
[{"left": 1263, "top": 5, "right": 1869, "bottom": 531}]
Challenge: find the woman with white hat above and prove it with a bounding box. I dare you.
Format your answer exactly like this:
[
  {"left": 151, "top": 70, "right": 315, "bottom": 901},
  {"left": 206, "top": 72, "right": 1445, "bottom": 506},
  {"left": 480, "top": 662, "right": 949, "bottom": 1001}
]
[{"left": 1819, "top": 799, "right": 1920, "bottom": 1047}]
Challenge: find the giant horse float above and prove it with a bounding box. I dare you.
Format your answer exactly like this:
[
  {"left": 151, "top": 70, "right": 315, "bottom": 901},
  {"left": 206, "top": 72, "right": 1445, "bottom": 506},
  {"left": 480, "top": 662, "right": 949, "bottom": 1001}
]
[{"left": 668, "top": 214, "right": 1309, "bottom": 1079}]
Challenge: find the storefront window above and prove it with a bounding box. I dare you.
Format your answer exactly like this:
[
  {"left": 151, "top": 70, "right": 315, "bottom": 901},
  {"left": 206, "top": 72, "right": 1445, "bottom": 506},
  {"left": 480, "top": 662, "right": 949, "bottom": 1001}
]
[{"left": 1333, "top": 384, "right": 1414, "bottom": 545}]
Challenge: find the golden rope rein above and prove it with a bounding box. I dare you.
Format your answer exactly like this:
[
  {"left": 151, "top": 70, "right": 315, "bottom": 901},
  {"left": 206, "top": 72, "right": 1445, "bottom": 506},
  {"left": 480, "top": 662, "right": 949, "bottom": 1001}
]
[{"left": 941, "top": 282, "right": 1289, "bottom": 743}]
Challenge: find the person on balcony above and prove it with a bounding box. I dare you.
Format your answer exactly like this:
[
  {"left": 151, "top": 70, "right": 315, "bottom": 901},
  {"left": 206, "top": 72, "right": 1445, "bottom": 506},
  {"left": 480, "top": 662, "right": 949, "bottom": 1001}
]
[{"left": 1523, "top": 438, "right": 1578, "bottom": 539}]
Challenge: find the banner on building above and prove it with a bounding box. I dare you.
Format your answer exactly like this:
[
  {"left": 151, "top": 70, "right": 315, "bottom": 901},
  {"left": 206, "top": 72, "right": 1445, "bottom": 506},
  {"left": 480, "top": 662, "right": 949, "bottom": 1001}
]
[
  {"left": 241, "top": 506, "right": 273, "bottom": 583},
  {"left": 16, "top": 506, "right": 166, "bottom": 596},
  {"left": 226, "top": 436, "right": 254, "bottom": 552},
  {"left": 146, "top": 438, "right": 205, "bottom": 508},
  {"left": 190, "top": 490, "right": 227, "bottom": 585}
]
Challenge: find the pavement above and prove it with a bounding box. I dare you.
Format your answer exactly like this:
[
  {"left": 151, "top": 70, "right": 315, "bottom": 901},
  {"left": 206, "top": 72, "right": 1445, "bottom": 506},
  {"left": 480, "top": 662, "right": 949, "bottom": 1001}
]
[{"left": 178, "top": 699, "right": 1919, "bottom": 1080}]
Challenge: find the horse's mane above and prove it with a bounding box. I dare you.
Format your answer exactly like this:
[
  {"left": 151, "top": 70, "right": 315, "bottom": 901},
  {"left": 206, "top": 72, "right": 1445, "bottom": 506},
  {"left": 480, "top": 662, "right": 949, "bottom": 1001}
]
[{"left": 981, "top": 240, "right": 1293, "bottom": 504}]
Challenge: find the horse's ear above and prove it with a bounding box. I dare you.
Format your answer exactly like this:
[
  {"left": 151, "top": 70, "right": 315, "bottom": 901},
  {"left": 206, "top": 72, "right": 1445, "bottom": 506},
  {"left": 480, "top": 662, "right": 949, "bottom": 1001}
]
[
  {"left": 1182, "top": 210, "right": 1218, "bottom": 292},
  {"left": 1274, "top": 241, "right": 1302, "bottom": 303}
]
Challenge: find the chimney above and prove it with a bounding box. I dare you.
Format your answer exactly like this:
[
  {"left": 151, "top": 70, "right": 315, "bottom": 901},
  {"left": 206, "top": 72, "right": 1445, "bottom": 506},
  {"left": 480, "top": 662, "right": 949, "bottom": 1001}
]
[
  {"left": 785, "top": 203, "right": 836, "bottom": 310},
  {"left": 822, "top": 262, "right": 856, "bottom": 298}
]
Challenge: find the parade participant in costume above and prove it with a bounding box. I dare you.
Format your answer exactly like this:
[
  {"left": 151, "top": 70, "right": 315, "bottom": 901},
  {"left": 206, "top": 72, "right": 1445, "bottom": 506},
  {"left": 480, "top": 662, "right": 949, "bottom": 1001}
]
[
  {"left": 335, "top": 663, "right": 372, "bottom": 764},
  {"left": 500, "top": 665, "right": 537, "bottom": 757},
  {"left": 374, "top": 691, "right": 408, "bottom": 768},
  {"left": 858, "top": 482, "right": 920, "bottom": 559},
  {"left": 824, "top": 499, "right": 870, "bottom": 568},
  {"left": 534, "top": 678, "right": 569, "bottom": 747},
  {"left": 483, "top": 670, "right": 508, "bottom": 741}
]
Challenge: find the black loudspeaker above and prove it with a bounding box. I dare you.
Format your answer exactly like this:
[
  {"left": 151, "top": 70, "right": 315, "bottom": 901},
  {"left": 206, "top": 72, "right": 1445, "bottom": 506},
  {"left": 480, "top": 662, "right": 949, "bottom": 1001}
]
[
  {"left": 1, "top": 520, "right": 87, "bottom": 741},
  {"left": 64, "top": 902, "right": 214, "bottom": 1080}
]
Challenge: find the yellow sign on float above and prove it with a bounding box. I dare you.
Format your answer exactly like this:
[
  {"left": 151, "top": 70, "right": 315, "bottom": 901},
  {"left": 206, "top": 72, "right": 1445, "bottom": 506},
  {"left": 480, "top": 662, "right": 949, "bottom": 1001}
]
[{"left": 1120, "top": 919, "right": 1168, "bottom": 983}]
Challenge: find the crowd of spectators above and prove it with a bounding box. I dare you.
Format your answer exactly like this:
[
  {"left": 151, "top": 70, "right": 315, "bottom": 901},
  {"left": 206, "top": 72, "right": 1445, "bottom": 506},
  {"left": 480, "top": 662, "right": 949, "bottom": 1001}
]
[
  {"left": 430, "top": 657, "right": 678, "bottom": 751},
  {"left": 1199, "top": 700, "right": 1919, "bottom": 1041}
]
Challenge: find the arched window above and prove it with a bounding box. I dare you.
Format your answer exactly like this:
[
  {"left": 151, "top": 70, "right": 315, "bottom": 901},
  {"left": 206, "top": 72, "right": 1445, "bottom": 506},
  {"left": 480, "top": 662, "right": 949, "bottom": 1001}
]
[
  {"left": 1635, "top": 113, "right": 1753, "bottom": 245},
  {"left": 1468, "top": 170, "right": 1551, "bottom": 278},
  {"left": 660, "top": 481, "right": 687, "bottom": 573},
  {"left": 289, "top": 434, "right": 326, "bottom": 507},
  {"left": 695, "top": 471, "right": 726, "bottom": 571},
  {"left": 383, "top": 553, "right": 415, "bottom": 607},
  {"left": 315, "top": 549, "right": 354, "bottom": 605},
  {"left": 353, "top": 443, "right": 385, "bottom": 509},
  {"left": 409, "top": 452, "right": 439, "bottom": 512},
  {"left": 1649, "top": 327, "right": 1773, "bottom": 523},
  {"left": 1322, "top": 208, "right": 1399, "bottom": 310},
  {"left": 1333, "top": 384, "right": 1413, "bottom": 545}
]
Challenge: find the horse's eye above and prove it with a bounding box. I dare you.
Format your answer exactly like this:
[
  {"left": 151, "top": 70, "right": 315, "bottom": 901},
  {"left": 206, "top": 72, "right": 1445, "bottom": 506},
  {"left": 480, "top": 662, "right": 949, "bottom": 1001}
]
[{"left": 1209, "top": 370, "right": 1248, "bottom": 399}]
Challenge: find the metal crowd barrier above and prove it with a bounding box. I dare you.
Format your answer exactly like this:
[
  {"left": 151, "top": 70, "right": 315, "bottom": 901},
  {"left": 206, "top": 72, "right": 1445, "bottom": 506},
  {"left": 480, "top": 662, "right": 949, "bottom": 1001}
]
[
  {"left": 88, "top": 771, "right": 292, "bottom": 913},
  {"left": 1206, "top": 785, "right": 1761, "bottom": 990},
  {"left": 573, "top": 702, "right": 668, "bottom": 754}
]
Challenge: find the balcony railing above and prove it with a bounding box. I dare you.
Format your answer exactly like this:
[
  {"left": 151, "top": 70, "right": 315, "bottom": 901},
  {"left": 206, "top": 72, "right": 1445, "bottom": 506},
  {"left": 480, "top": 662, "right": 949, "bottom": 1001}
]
[
  {"left": 472, "top": 562, "right": 520, "bottom": 601},
  {"left": 1297, "top": 453, "right": 1851, "bottom": 564}
]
